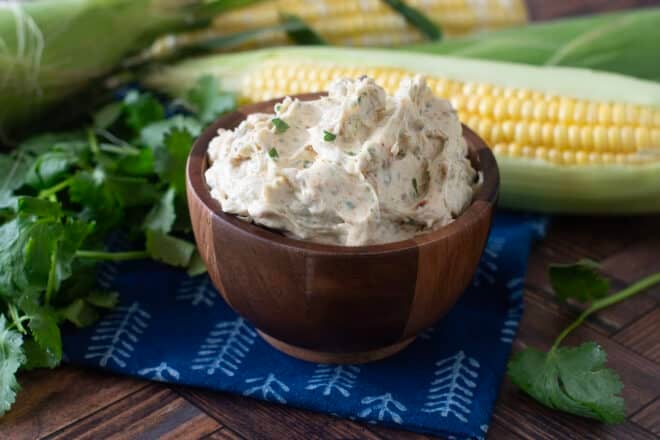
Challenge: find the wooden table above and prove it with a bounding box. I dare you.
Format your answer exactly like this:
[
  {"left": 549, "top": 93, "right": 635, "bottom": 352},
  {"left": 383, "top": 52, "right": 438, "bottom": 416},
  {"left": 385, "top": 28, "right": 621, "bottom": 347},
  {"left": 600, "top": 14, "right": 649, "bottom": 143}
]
[{"left": 4, "top": 1, "right": 660, "bottom": 439}]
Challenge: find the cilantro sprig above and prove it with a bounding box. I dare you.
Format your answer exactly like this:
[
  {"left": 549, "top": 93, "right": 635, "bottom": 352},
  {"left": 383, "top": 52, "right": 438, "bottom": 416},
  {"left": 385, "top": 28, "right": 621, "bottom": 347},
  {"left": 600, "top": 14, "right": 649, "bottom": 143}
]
[
  {"left": 0, "top": 76, "right": 235, "bottom": 416},
  {"left": 508, "top": 260, "right": 660, "bottom": 423}
]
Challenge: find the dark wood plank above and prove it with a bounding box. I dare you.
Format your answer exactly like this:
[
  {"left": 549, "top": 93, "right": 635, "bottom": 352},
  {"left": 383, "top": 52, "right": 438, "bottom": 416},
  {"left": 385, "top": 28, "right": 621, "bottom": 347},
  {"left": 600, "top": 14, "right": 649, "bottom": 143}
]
[
  {"left": 515, "top": 288, "right": 660, "bottom": 415},
  {"left": 632, "top": 398, "right": 660, "bottom": 437},
  {"left": 613, "top": 308, "right": 660, "bottom": 363},
  {"left": 2, "top": 366, "right": 147, "bottom": 439},
  {"left": 204, "top": 427, "right": 246, "bottom": 440},
  {"left": 45, "top": 385, "right": 221, "bottom": 440},
  {"left": 176, "top": 387, "right": 392, "bottom": 440},
  {"left": 602, "top": 236, "right": 660, "bottom": 301}
]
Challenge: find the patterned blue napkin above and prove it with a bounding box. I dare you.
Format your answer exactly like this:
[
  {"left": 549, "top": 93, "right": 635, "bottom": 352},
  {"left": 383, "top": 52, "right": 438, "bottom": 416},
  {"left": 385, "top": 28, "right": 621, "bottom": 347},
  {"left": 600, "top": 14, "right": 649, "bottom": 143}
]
[{"left": 62, "top": 212, "right": 546, "bottom": 439}]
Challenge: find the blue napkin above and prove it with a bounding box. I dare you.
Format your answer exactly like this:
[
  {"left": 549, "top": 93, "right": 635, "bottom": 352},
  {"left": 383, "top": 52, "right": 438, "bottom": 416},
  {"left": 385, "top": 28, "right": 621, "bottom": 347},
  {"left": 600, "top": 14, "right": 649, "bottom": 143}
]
[{"left": 62, "top": 212, "right": 546, "bottom": 439}]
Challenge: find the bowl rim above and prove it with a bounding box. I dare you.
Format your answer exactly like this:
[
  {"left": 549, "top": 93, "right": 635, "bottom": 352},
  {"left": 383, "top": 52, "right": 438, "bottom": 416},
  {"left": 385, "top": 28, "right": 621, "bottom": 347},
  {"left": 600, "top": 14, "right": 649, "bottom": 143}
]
[{"left": 186, "top": 92, "right": 499, "bottom": 255}]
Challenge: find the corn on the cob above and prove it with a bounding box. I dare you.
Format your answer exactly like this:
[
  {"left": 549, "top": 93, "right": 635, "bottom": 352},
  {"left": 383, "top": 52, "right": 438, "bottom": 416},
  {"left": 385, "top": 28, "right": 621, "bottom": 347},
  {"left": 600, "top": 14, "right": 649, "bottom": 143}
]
[
  {"left": 0, "top": 0, "right": 258, "bottom": 136},
  {"left": 147, "top": 47, "right": 660, "bottom": 213},
  {"left": 144, "top": 0, "right": 528, "bottom": 57}
]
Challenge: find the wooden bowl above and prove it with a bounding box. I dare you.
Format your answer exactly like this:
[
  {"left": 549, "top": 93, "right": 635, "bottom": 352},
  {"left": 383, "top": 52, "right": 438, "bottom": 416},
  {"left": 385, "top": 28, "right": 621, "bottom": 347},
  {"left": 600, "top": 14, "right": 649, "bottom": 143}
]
[{"left": 186, "top": 93, "right": 499, "bottom": 364}]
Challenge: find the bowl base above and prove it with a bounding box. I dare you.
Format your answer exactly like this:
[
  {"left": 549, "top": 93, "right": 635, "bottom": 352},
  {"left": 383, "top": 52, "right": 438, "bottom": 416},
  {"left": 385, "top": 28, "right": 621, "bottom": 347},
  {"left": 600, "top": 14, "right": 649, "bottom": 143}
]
[{"left": 257, "top": 330, "right": 416, "bottom": 364}]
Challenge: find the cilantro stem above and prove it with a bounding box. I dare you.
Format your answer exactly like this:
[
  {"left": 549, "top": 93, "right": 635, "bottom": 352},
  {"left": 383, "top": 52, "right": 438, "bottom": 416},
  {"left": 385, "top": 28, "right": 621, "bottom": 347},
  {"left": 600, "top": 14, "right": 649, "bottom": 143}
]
[
  {"left": 38, "top": 175, "right": 75, "bottom": 199},
  {"left": 45, "top": 247, "right": 59, "bottom": 305},
  {"left": 551, "top": 271, "right": 660, "bottom": 352},
  {"left": 87, "top": 128, "right": 100, "bottom": 156},
  {"left": 75, "top": 250, "right": 148, "bottom": 261},
  {"left": 7, "top": 304, "right": 27, "bottom": 334}
]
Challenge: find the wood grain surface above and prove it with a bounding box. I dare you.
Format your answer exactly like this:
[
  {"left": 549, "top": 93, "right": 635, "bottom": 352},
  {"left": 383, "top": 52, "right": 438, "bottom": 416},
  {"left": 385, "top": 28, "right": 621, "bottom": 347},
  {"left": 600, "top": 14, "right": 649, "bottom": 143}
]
[{"left": 3, "top": 1, "right": 660, "bottom": 439}]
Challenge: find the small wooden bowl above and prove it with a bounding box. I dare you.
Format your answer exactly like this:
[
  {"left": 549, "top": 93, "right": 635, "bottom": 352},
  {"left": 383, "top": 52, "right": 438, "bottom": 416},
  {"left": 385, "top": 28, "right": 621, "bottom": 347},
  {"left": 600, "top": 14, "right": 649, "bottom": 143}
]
[{"left": 187, "top": 93, "right": 499, "bottom": 364}]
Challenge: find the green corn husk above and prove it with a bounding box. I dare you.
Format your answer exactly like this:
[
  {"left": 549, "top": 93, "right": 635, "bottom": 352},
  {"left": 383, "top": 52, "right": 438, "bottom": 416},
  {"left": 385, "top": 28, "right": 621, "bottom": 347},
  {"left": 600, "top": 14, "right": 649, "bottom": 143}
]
[
  {"left": 0, "top": 0, "right": 257, "bottom": 137},
  {"left": 406, "top": 8, "right": 660, "bottom": 82}
]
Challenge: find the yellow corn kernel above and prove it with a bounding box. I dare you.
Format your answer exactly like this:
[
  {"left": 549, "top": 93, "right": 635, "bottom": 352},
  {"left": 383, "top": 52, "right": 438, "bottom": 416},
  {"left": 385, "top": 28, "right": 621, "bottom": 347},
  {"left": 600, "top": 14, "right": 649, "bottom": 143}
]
[
  {"left": 514, "top": 122, "right": 530, "bottom": 144},
  {"left": 478, "top": 96, "right": 494, "bottom": 116},
  {"left": 558, "top": 98, "right": 574, "bottom": 123},
  {"left": 562, "top": 150, "right": 575, "bottom": 164},
  {"left": 535, "top": 147, "right": 548, "bottom": 161},
  {"left": 593, "top": 126, "right": 608, "bottom": 151},
  {"left": 598, "top": 103, "right": 612, "bottom": 125},
  {"left": 635, "top": 127, "right": 651, "bottom": 148},
  {"left": 508, "top": 143, "right": 522, "bottom": 156},
  {"left": 553, "top": 126, "right": 568, "bottom": 149},
  {"left": 547, "top": 148, "right": 562, "bottom": 164},
  {"left": 493, "top": 143, "right": 507, "bottom": 155},
  {"left": 568, "top": 125, "right": 581, "bottom": 149},
  {"left": 575, "top": 150, "right": 589, "bottom": 165}
]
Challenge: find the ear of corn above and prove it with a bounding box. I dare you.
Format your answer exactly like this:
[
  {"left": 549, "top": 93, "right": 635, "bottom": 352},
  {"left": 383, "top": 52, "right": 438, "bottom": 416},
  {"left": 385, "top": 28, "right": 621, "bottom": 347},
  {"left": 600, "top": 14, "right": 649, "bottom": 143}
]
[
  {"left": 407, "top": 8, "right": 660, "bottom": 82},
  {"left": 141, "top": 0, "right": 528, "bottom": 59},
  {"left": 146, "top": 47, "right": 660, "bottom": 214},
  {"left": 0, "top": 0, "right": 257, "bottom": 136}
]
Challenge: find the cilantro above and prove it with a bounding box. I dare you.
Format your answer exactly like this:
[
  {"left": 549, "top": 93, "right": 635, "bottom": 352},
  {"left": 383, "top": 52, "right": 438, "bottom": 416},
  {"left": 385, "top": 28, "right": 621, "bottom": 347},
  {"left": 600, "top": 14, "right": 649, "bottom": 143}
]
[
  {"left": 509, "top": 343, "right": 624, "bottom": 423},
  {"left": 549, "top": 259, "right": 610, "bottom": 302},
  {"left": 186, "top": 252, "right": 207, "bottom": 277},
  {"left": 122, "top": 90, "right": 165, "bottom": 133},
  {"left": 154, "top": 128, "right": 194, "bottom": 195},
  {"left": 186, "top": 75, "right": 236, "bottom": 124},
  {"left": 323, "top": 130, "right": 336, "bottom": 141},
  {"left": 146, "top": 230, "right": 195, "bottom": 268},
  {"left": 412, "top": 177, "right": 419, "bottom": 196},
  {"left": 271, "top": 118, "right": 289, "bottom": 133},
  {"left": 0, "top": 79, "right": 237, "bottom": 416},
  {"left": 93, "top": 102, "right": 122, "bottom": 130},
  {"left": 268, "top": 148, "right": 279, "bottom": 159},
  {"left": 143, "top": 188, "right": 176, "bottom": 234},
  {"left": 140, "top": 115, "right": 201, "bottom": 150},
  {"left": 508, "top": 263, "right": 660, "bottom": 423},
  {"left": 0, "top": 315, "right": 25, "bottom": 416}
]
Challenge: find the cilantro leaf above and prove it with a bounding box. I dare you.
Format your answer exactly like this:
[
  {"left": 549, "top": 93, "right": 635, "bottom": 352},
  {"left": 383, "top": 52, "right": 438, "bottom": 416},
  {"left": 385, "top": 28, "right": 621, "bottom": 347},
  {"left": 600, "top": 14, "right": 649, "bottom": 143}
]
[
  {"left": 143, "top": 187, "right": 176, "bottom": 234},
  {"left": 271, "top": 118, "right": 289, "bottom": 133},
  {"left": 115, "top": 149, "right": 154, "bottom": 177},
  {"left": 549, "top": 259, "right": 610, "bottom": 302},
  {"left": 508, "top": 342, "right": 624, "bottom": 423},
  {"left": 0, "top": 314, "right": 25, "bottom": 416},
  {"left": 146, "top": 230, "right": 195, "bottom": 268},
  {"left": 153, "top": 128, "right": 193, "bottom": 195},
  {"left": 0, "top": 152, "right": 31, "bottom": 205},
  {"left": 22, "top": 338, "right": 59, "bottom": 370},
  {"left": 186, "top": 75, "right": 236, "bottom": 124},
  {"left": 69, "top": 169, "right": 123, "bottom": 234},
  {"left": 0, "top": 217, "right": 60, "bottom": 297},
  {"left": 25, "top": 151, "right": 79, "bottom": 190},
  {"left": 93, "top": 102, "right": 122, "bottom": 130},
  {"left": 57, "top": 298, "right": 99, "bottom": 328},
  {"left": 18, "top": 297, "right": 61, "bottom": 367},
  {"left": 86, "top": 291, "right": 119, "bottom": 309},
  {"left": 140, "top": 115, "right": 201, "bottom": 150},
  {"left": 17, "top": 197, "right": 62, "bottom": 218},
  {"left": 122, "top": 91, "right": 165, "bottom": 133},
  {"left": 186, "top": 252, "right": 207, "bottom": 277}
]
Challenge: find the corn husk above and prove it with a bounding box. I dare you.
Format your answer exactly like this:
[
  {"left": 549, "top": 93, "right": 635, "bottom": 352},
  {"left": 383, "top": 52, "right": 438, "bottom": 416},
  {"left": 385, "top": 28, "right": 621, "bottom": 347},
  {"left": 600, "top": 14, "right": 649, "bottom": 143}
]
[
  {"left": 406, "top": 8, "right": 660, "bottom": 82},
  {"left": 0, "top": 0, "right": 255, "bottom": 136}
]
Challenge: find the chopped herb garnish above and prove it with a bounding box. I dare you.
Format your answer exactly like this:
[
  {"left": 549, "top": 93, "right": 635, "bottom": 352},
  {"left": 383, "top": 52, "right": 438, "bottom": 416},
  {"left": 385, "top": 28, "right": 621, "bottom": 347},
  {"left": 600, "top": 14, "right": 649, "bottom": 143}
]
[
  {"left": 345, "top": 201, "right": 355, "bottom": 209},
  {"left": 323, "top": 130, "right": 337, "bottom": 142},
  {"left": 271, "top": 117, "right": 289, "bottom": 133},
  {"left": 268, "top": 148, "right": 279, "bottom": 159},
  {"left": 412, "top": 177, "right": 419, "bottom": 195},
  {"left": 345, "top": 151, "right": 356, "bottom": 156},
  {"left": 274, "top": 104, "right": 281, "bottom": 113},
  {"left": 303, "top": 160, "right": 311, "bottom": 168}
]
